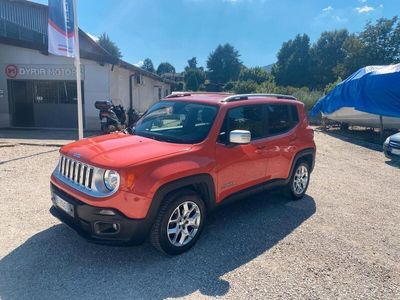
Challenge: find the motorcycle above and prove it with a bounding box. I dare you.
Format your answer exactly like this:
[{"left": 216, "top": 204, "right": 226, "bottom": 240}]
[
  {"left": 127, "top": 108, "right": 141, "bottom": 127},
  {"left": 95, "top": 100, "right": 127, "bottom": 133}
]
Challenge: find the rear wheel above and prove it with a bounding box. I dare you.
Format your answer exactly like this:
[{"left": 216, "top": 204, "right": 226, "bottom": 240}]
[
  {"left": 287, "top": 161, "right": 310, "bottom": 200},
  {"left": 150, "top": 190, "right": 206, "bottom": 255}
]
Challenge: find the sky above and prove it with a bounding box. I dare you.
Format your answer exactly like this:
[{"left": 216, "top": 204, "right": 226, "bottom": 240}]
[{"left": 33, "top": 0, "right": 400, "bottom": 72}]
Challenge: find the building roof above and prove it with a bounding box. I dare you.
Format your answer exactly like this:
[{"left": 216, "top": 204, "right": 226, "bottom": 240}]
[{"left": 0, "top": 0, "right": 171, "bottom": 83}]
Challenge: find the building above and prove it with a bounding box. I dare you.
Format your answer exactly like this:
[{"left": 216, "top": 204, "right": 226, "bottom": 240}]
[{"left": 0, "top": 0, "right": 171, "bottom": 130}]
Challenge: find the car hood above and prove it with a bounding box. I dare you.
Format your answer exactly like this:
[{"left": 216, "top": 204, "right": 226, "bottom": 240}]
[
  {"left": 60, "top": 133, "right": 193, "bottom": 169},
  {"left": 390, "top": 132, "right": 400, "bottom": 142}
]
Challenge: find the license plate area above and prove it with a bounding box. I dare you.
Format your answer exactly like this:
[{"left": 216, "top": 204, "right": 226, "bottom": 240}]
[{"left": 52, "top": 193, "right": 74, "bottom": 217}]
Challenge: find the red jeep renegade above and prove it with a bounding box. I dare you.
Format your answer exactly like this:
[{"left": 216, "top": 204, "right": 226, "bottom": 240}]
[{"left": 50, "top": 93, "right": 316, "bottom": 255}]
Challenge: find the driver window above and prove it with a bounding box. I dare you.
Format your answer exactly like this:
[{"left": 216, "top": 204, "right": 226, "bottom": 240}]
[{"left": 218, "top": 105, "right": 265, "bottom": 143}]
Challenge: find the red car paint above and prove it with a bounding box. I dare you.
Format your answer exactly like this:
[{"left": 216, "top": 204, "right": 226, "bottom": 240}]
[{"left": 51, "top": 94, "right": 315, "bottom": 220}]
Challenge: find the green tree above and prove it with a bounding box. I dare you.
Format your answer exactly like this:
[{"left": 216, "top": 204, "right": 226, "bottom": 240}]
[
  {"left": 184, "top": 57, "right": 206, "bottom": 91},
  {"left": 206, "top": 43, "right": 242, "bottom": 85},
  {"left": 97, "top": 33, "right": 122, "bottom": 58},
  {"left": 186, "top": 57, "right": 198, "bottom": 70},
  {"left": 341, "top": 17, "right": 400, "bottom": 77},
  {"left": 340, "top": 34, "right": 367, "bottom": 76},
  {"left": 157, "top": 62, "right": 176, "bottom": 75},
  {"left": 310, "top": 30, "right": 349, "bottom": 88},
  {"left": 239, "top": 66, "right": 270, "bottom": 84},
  {"left": 142, "top": 58, "right": 155, "bottom": 73},
  {"left": 272, "top": 34, "right": 312, "bottom": 87},
  {"left": 360, "top": 17, "right": 400, "bottom": 65},
  {"left": 230, "top": 80, "right": 259, "bottom": 94}
]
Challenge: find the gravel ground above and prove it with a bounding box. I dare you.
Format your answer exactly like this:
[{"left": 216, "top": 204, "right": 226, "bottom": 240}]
[{"left": 0, "top": 131, "right": 399, "bottom": 300}]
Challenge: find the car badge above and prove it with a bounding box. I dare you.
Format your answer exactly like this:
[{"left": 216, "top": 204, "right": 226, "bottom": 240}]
[{"left": 72, "top": 153, "right": 81, "bottom": 159}]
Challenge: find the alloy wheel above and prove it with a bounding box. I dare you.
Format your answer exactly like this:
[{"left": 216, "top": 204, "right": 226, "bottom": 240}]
[
  {"left": 293, "top": 165, "right": 309, "bottom": 195},
  {"left": 167, "top": 201, "right": 201, "bottom": 247}
]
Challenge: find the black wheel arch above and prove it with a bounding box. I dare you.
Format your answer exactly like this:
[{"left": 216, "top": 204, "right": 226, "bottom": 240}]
[
  {"left": 146, "top": 173, "right": 216, "bottom": 225},
  {"left": 288, "top": 148, "right": 316, "bottom": 182}
]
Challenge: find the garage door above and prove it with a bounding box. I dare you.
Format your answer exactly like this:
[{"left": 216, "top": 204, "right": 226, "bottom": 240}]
[{"left": 9, "top": 80, "right": 84, "bottom": 128}]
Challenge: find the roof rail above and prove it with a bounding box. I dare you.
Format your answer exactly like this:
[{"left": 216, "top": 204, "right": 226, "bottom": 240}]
[
  {"left": 165, "top": 92, "right": 192, "bottom": 98},
  {"left": 221, "top": 93, "right": 297, "bottom": 102},
  {"left": 165, "top": 91, "right": 233, "bottom": 99}
]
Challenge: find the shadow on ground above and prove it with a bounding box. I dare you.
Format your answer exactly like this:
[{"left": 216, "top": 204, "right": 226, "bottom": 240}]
[
  {"left": 0, "top": 191, "right": 315, "bottom": 299},
  {"left": 318, "top": 128, "right": 384, "bottom": 152},
  {"left": 385, "top": 159, "right": 400, "bottom": 168}
]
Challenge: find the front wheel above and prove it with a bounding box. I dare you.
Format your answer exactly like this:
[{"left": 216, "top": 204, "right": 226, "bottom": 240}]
[
  {"left": 287, "top": 161, "right": 310, "bottom": 200},
  {"left": 150, "top": 190, "right": 206, "bottom": 255}
]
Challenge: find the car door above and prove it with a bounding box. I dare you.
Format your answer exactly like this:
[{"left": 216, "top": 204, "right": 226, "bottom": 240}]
[
  {"left": 215, "top": 104, "right": 269, "bottom": 201},
  {"left": 264, "top": 103, "right": 299, "bottom": 180}
]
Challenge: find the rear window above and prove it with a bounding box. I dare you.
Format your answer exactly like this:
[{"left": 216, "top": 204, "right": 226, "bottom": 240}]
[
  {"left": 218, "top": 103, "right": 300, "bottom": 143},
  {"left": 266, "top": 104, "right": 299, "bottom": 136}
]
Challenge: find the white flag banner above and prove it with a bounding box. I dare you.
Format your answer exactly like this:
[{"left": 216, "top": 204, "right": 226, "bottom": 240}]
[{"left": 48, "top": 0, "right": 75, "bottom": 57}]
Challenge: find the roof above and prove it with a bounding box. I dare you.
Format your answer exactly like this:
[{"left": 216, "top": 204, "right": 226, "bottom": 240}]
[
  {"left": 163, "top": 92, "right": 301, "bottom": 105},
  {"left": 0, "top": 0, "right": 170, "bottom": 84}
]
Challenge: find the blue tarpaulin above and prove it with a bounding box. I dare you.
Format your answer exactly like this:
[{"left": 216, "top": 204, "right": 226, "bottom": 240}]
[{"left": 310, "top": 63, "right": 400, "bottom": 118}]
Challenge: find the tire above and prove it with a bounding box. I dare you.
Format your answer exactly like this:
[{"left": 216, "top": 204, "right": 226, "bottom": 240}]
[
  {"left": 150, "top": 190, "right": 206, "bottom": 255},
  {"left": 287, "top": 161, "right": 310, "bottom": 200}
]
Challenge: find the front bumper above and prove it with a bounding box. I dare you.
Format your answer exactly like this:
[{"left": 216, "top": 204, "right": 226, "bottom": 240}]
[
  {"left": 50, "top": 183, "right": 152, "bottom": 245},
  {"left": 383, "top": 143, "right": 400, "bottom": 160}
]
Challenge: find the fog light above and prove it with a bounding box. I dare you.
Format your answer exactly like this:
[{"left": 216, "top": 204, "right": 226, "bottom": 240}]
[
  {"left": 94, "top": 222, "right": 120, "bottom": 234},
  {"left": 97, "top": 209, "right": 116, "bottom": 216}
]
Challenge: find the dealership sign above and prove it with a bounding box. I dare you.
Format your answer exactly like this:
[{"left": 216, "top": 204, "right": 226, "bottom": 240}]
[{"left": 4, "top": 64, "right": 85, "bottom": 80}]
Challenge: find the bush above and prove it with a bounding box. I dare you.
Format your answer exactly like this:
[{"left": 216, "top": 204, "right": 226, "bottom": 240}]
[{"left": 225, "top": 78, "right": 324, "bottom": 113}]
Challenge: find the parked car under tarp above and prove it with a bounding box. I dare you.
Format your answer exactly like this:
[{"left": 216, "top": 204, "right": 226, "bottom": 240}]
[{"left": 310, "top": 63, "right": 400, "bottom": 129}]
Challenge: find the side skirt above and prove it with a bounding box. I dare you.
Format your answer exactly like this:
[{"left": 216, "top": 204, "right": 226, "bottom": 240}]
[{"left": 217, "top": 178, "right": 288, "bottom": 208}]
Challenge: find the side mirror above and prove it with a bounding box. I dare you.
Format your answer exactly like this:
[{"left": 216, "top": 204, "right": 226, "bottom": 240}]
[{"left": 229, "top": 130, "right": 251, "bottom": 144}]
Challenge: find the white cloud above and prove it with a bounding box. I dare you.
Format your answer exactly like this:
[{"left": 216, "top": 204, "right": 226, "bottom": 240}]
[
  {"left": 359, "top": 0, "right": 367, "bottom": 3},
  {"left": 356, "top": 5, "right": 374, "bottom": 13},
  {"left": 333, "top": 15, "right": 348, "bottom": 22},
  {"left": 379, "top": 4, "right": 384, "bottom": 8},
  {"left": 322, "top": 6, "right": 333, "bottom": 12},
  {"left": 134, "top": 61, "right": 144, "bottom": 67}
]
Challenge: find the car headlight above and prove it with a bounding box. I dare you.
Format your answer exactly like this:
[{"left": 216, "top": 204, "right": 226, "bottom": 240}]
[
  {"left": 103, "top": 170, "right": 120, "bottom": 191},
  {"left": 384, "top": 137, "right": 390, "bottom": 145}
]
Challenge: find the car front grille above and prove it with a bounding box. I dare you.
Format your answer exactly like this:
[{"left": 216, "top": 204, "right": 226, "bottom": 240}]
[
  {"left": 389, "top": 140, "right": 400, "bottom": 149},
  {"left": 59, "top": 156, "right": 94, "bottom": 189}
]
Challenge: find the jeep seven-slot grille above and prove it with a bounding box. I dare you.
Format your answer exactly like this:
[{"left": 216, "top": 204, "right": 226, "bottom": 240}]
[{"left": 59, "top": 156, "right": 94, "bottom": 189}]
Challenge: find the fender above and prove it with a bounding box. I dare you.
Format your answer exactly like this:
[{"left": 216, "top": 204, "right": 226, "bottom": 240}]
[
  {"left": 287, "top": 148, "right": 316, "bottom": 183},
  {"left": 145, "top": 173, "right": 216, "bottom": 224}
]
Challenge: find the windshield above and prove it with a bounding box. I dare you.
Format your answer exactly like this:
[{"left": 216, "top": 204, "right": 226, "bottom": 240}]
[{"left": 134, "top": 101, "right": 218, "bottom": 144}]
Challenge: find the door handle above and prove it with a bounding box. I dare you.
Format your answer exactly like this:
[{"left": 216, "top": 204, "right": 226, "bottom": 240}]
[{"left": 289, "top": 135, "right": 297, "bottom": 142}]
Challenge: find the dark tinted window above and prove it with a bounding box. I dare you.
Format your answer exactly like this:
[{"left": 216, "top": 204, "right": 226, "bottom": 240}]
[
  {"left": 290, "top": 105, "right": 299, "bottom": 123},
  {"left": 266, "top": 104, "right": 298, "bottom": 135},
  {"left": 218, "top": 105, "right": 265, "bottom": 143},
  {"left": 135, "top": 101, "right": 218, "bottom": 144}
]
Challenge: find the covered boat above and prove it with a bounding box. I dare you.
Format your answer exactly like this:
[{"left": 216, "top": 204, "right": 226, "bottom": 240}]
[{"left": 310, "top": 64, "right": 400, "bottom": 129}]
